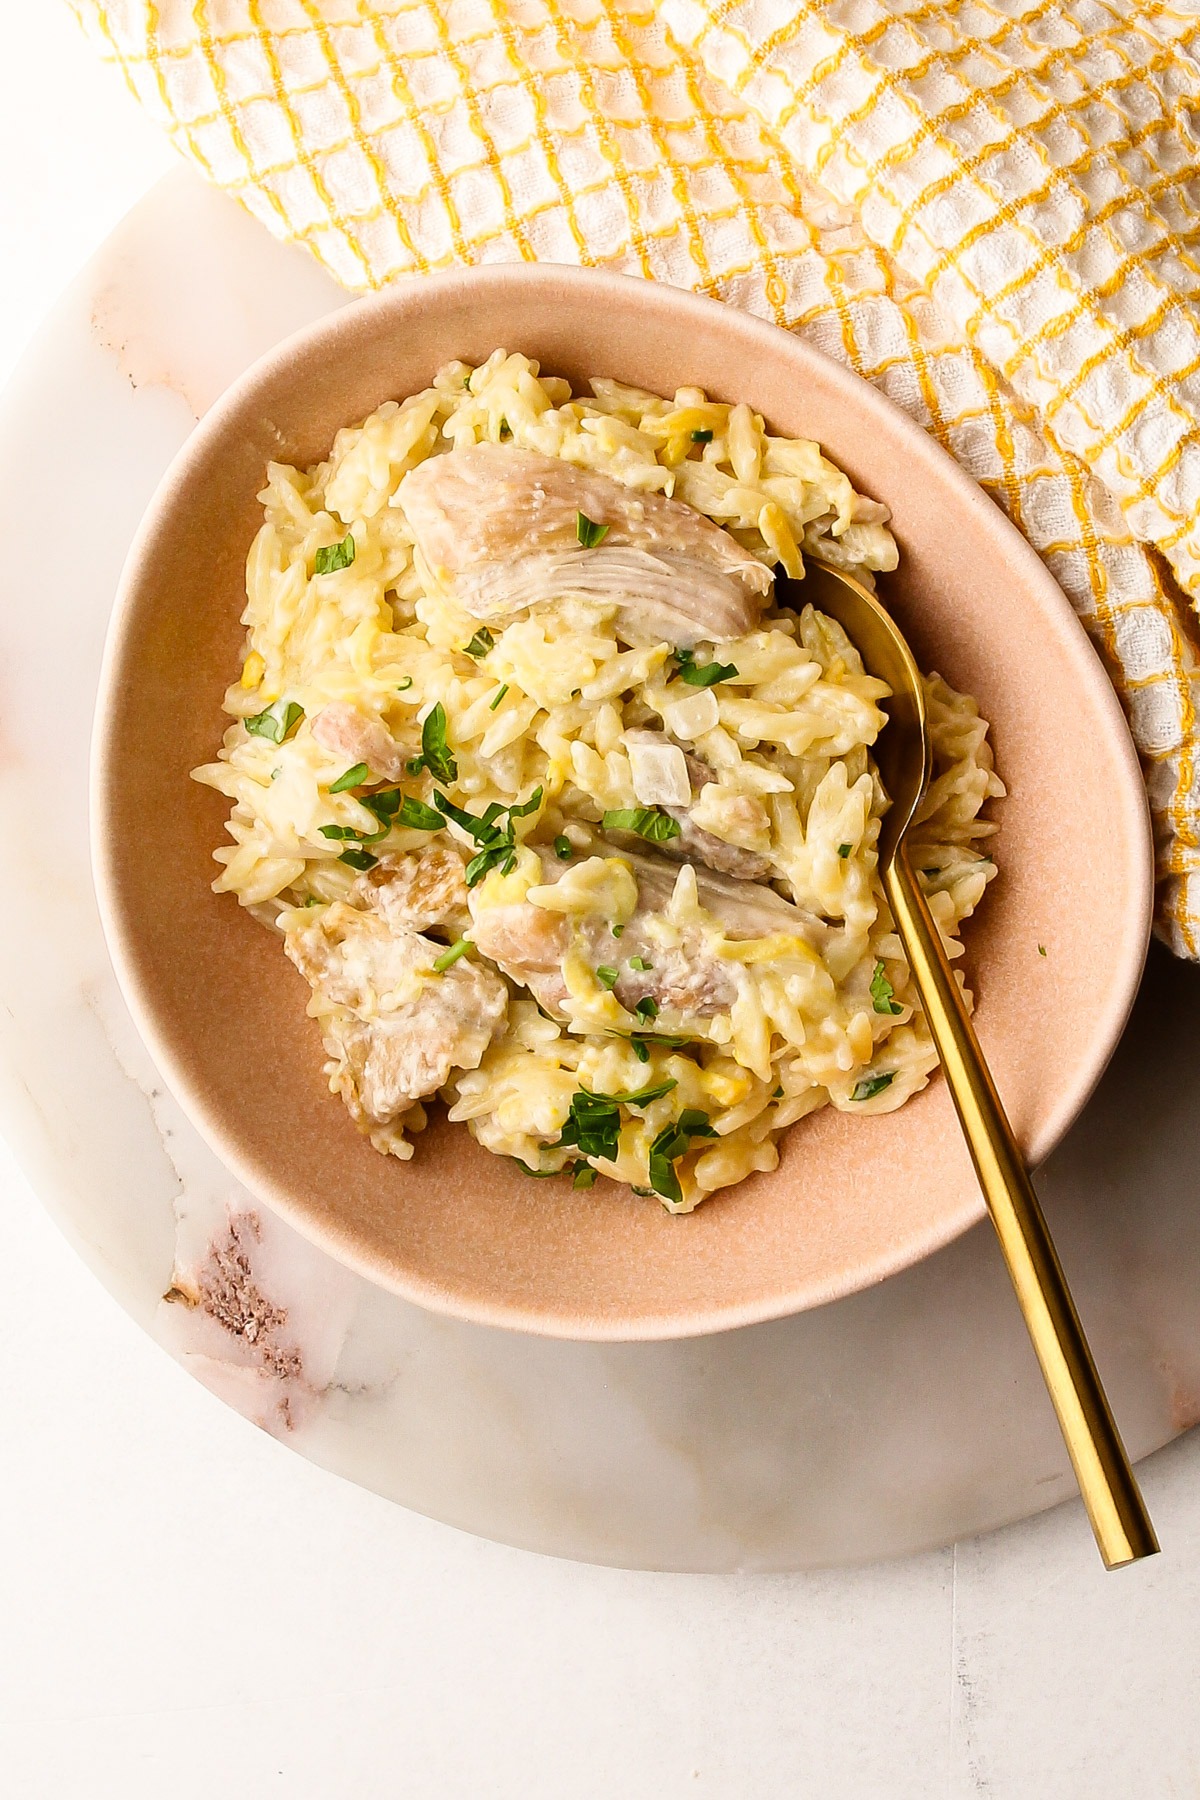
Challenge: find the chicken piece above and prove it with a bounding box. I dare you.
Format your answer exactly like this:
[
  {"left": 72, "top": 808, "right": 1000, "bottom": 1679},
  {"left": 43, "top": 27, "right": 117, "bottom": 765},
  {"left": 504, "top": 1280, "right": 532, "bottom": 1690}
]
[
  {"left": 468, "top": 846, "right": 825, "bottom": 1027},
  {"left": 396, "top": 442, "right": 773, "bottom": 645},
  {"left": 284, "top": 902, "right": 507, "bottom": 1126},
  {"left": 612, "top": 847, "right": 828, "bottom": 946},
  {"left": 311, "top": 702, "right": 410, "bottom": 782},
  {"left": 621, "top": 729, "right": 774, "bottom": 880},
  {"left": 351, "top": 843, "right": 469, "bottom": 933},
  {"left": 467, "top": 891, "right": 573, "bottom": 1016}
]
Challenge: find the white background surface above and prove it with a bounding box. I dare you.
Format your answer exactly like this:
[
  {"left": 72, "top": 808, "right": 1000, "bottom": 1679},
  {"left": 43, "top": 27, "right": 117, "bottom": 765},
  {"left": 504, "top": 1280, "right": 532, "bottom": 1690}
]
[{"left": 4, "top": 10, "right": 1200, "bottom": 1797}]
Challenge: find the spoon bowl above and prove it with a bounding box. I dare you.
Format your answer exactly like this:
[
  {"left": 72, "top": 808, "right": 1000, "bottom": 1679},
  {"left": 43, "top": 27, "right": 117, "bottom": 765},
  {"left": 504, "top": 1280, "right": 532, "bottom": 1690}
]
[{"left": 790, "top": 561, "right": 1158, "bottom": 1570}]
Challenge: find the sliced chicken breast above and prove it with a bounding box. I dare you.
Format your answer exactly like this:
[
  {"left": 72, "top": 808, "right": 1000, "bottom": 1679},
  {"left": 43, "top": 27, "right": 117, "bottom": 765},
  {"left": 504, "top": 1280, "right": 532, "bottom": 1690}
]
[
  {"left": 311, "top": 702, "right": 412, "bottom": 782},
  {"left": 468, "top": 846, "right": 825, "bottom": 1028},
  {"left": 284, "top": 902, "right": 507, "bottom": 1128},
  {"left": 396, "top": 442, "right": 773, "bottom": 644},
  {"left": 351, "top": 843, "right": 469, "bottom": 933}
]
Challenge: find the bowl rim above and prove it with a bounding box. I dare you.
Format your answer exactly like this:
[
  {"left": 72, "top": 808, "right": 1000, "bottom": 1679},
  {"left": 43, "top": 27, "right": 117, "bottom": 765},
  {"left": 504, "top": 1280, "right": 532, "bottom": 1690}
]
[{"left": 90, "top": 263, "right": 1154, "bottom": 1339}]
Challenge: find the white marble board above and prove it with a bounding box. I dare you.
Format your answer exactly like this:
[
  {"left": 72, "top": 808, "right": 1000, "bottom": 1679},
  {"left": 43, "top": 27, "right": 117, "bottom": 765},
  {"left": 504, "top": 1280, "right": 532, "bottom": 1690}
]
[{"left": 3, "top": 167, "right": 1197, "bottom": 1571}]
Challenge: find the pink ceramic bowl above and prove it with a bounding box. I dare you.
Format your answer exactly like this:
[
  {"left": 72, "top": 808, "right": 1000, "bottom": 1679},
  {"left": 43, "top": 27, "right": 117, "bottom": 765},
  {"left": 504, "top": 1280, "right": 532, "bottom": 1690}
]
[{"left": 91, "top": 266, "right": 1152, "bottom": 1340}]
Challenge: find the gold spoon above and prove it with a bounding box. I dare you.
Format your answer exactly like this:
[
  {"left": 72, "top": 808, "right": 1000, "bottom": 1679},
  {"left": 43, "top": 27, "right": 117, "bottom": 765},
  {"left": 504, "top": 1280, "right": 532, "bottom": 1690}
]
[{"left": 787, "top": 561, "right": 1158, "bottom": 1570}]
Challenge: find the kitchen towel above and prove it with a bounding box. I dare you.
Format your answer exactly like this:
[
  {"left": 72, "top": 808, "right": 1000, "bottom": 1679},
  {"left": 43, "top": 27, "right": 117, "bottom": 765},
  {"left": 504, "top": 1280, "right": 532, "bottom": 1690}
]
[{"left": 71, "top": 0, "right": 1200, "bottom": 953}]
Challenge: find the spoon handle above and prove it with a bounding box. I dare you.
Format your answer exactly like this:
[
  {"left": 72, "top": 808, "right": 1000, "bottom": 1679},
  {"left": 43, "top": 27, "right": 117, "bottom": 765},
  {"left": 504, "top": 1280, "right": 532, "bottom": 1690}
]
[{"left": 885, "top": 844, "right": 1158, "bottom": 1569}]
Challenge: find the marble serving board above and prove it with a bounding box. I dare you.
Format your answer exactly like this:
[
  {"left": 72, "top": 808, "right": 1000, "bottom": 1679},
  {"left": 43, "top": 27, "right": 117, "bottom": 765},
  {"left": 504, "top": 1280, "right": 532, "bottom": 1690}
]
[{"left": 2, "top": 166, "right": 1196, "bottom": 1572}]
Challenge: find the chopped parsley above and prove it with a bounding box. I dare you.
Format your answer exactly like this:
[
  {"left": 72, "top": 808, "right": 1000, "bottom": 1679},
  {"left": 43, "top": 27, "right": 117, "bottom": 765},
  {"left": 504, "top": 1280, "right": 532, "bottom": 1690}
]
[
  {"left": 393, "top": 795, "right": 445, "bottom": 832},
  {"left": 555, "top": 1081, "right": 678, "bottom": 1163},
  {"left": 463, "top": 628, "right": 494, "bottom": 658},
  {"left": 596, "top": 966, "right": 619, "bottom": 990},
  {"left": 328, "top": 762, "right": 368, "bottom": 794},
  {"left": 647, "top": 1109, "right": 718, "bottom": 1204},
  {"left": 498, "top": 418, "right": 512, "bottom": 440},
  {"left": 572, "top": 1163, "right": 597, "bottom": 1189},
  {"left": 601, "top": 806, "right": 682, "bottom": 844},
  {"left": 489, "top": 684, "right": 509, "bottom": 711},
  {"left": 359, "top": 787, "right": 404, "bottom": 824},
  {"left": 435, "top": 785, "right": 544, "bottom": 887},
  {"left": 319, "top": 822, "right": 384, "bottom": 842},
  {"left": 245, "top": 700, "right": 304, "bottom": 744},
  {"left": 407, "top": 702, "right": 457, "bottom": 784},
  {"left": 870, "top": 960, "right": 903, "bottom": 1016},
  {"left": 1038, "top": 944, "right": 1047, "bottom": 957},
  {"left": 634, "top": 996, "right": 658, "bottom": 1024},
  {"left": 773, "top": 1085, "right": 784, "bottom": 1099},
  {"left": 576, "top": 512, "right": 609, "bottom": 548},
  {"left": 554, "top": 835, "right": 574, "bottom": 861},
  {"left": 691, "top": 428, "right": 714, "bottom": 444},
  {"left": 433, "top": 939, "right": 471, "bottom": 972},
  {"left": 338, "top": 848, "right": 378, "bottom": 871},
  {"left": 673, "top": 646, "right": 738, "bottom": 687},
  {"left": 851, "top": 1071, "right": 895, "bottom": 1102},
  {"left": 314, "top": 532, "right": 355, "bottom": 574},
  {"left": 628, "top": 955, "right": 651, "bottom": 972},
  {"left": 838, "top": 843, "right": 852, "bottom": 858},
  {"left": 395, "top": 676, "right": 413, "bottom": 692}
]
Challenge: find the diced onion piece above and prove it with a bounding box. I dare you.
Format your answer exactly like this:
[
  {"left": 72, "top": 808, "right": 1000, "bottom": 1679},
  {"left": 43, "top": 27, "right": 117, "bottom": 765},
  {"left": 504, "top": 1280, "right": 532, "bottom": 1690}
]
[
  {"left": 662, "top": 688, "right": 720, "bottom": 740},
  {"left": 627, "top": 739, "right": 692, "bottom": 808}
]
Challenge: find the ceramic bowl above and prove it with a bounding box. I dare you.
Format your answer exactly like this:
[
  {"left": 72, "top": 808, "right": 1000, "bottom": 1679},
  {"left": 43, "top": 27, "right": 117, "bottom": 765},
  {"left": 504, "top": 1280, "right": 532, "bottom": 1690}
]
[{"left": 91, "top": 266, "right": 1152, "bottom": 1340}]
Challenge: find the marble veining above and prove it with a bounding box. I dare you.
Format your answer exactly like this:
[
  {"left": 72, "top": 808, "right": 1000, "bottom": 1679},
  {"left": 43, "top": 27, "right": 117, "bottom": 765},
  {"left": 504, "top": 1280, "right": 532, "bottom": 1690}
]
[{"left": 1, "top": 165, "right": 1197, "bottom": 1571}]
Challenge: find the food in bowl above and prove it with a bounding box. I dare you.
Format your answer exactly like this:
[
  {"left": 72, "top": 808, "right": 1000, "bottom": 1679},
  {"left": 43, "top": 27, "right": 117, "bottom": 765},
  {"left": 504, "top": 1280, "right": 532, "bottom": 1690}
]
[{"left": 192, "top": 352, "right": 1002, "bottom": 1211}]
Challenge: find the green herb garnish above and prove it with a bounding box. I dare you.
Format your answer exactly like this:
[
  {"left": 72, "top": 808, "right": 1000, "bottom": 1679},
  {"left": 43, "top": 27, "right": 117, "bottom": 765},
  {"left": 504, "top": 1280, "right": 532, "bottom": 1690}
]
[
  {"left": 838, "top": 843, "right": 852, "bottom": 858},
  {"left": 433, "top": 938, "right": 471, "bottom": 972},
  {"left": 554, "top": 835, "right": 573, "bottom": 861},
  {"left": 634, "top": 996, "right": 658, "bottom": 1024},
  {"left": 773, "top": 1085, "right": 784, "bottom": 1099},
  {"left": 410, "top": 702, "right": 456, "bottom": 784},
  {"left": 576, "top": 512, "right": 609, "bottom": 548},
  {"left": 691, "top": 428, "right": 714, "bottom": 444},
  {"left": 435, "top": 785, "right": 544, "bottom": 888},
  {"left": 360, "top": 788, "right": 403, "bottom": 821},
  {"left": 489, "top": 684, "right": 509, "bottom": 711},
  {"left": 851, "top": 1072, "right": 895, "bottom": 1102},
  {"left": 870, "top": 960, "right": 903, "bottom": 1016},
  {"left": 674, "top": 646, "right": 738, "bottom": 687},
  {"left": 463, "top": 628, "right": 494, "bottom": 658},
  {"left": 572, "top": 1163, "right": 597, "bottom": 1189},
  {"left": 338, "top": 848, "right": 378, "bottom": 871},
  {"left": 596, "top": 966, "right": 619, "bottom": 990},
  {"left": 601, "top": 806, "right": 681, "bottom": 844},
  {"left": 1038, "top": 944, "right": 1047, "bottom": 957},
  {"left": 314, "top": 532, "right": 355, "bottom": 574},
  {"left": 631, "top": 1040, "right": 650, "bottom": 1063},
  {"left": 498, "top": 418, "right": 512, "bottom": 440},
  {"left": 647, "top": 1109, "right": 718, "bottom": 1204},
  {"left": 328, "top": 762, "right": 369, "bottom": 794},
  {"left": 555, "top": 1081, "right": 678, "bottom": 1163},
  {"left": 628, "top": 955, "right": 651, "bottom": 972},
  {"left": 395, "top": 677, "right": 413, "bottom": 692},
  {"left": 245, "top": 700, "right": 304, "bottom": 744},
  {"left": 393, "top": 795, "right": 445, "bottom": 832}
]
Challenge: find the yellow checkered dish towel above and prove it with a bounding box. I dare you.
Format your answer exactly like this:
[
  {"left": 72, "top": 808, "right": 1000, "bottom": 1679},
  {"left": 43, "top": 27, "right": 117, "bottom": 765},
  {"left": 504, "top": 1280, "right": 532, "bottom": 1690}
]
[{"left": 72, "top": 0, "right": 1200, "bottom": 954}]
